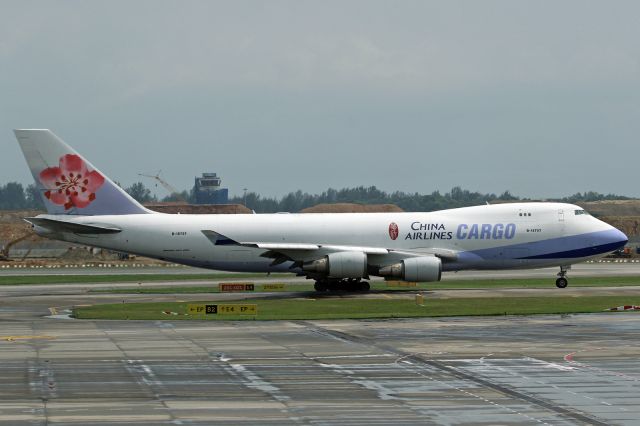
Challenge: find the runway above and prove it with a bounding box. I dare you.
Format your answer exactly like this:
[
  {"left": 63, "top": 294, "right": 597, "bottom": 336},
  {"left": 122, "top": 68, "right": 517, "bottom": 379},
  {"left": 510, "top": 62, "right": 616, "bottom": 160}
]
[
  {"left": 1, "top": 314, "right": 639, "bottom": 425},
  {"left": 0, "top": 264, "right": 639, "bottom": 425},
  {"left": 1, "top": 260, "right": 640, "bottom": 278}
]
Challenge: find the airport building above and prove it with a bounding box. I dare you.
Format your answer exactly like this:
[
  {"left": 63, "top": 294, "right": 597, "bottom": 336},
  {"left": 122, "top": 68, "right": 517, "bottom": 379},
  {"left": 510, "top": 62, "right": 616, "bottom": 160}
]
[{"left": 193, "top": 172, "right": 229, "bottom": 204}]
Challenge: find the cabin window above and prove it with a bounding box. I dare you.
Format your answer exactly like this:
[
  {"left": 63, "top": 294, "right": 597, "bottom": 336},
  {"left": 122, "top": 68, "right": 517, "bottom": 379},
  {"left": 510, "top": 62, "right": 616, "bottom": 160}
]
[{"left": 574, "top": 209, "right": 589, "bottom": 215}]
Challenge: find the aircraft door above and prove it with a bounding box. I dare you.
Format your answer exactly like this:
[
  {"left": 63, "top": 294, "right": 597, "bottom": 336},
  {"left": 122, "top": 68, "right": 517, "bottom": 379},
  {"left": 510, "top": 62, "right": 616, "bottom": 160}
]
[{"left": 558, "top": 209, "right": 565, "bottom": 222}]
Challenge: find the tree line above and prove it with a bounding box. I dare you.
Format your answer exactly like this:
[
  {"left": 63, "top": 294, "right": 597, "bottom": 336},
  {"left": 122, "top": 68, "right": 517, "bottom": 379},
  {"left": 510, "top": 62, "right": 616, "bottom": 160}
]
[
  {"left": 0, "top": 181, "right": 158, "bottom": 210},
  {"left": 229, "top": 186, "right": 631, "bottom": 213},
  {"left": 0, "top": 181, "right": 631, "bottom": 213},
  {"left": 0, "top": 181, "right": 190, "bottom": 210},
  {"left": 0, "top": 182, "right": 44, "bottom": 210}
]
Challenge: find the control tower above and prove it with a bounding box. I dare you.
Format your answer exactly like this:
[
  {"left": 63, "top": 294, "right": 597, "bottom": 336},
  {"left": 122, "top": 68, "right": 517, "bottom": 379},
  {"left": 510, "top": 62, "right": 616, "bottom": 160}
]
[{"left": 194, "top": 173, "right": 229, "bottom": 204}]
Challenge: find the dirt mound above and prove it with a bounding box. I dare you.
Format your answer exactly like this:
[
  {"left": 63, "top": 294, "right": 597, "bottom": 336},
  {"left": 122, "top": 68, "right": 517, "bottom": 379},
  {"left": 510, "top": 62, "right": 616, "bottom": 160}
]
[
  {"left": 581, "top": 200, "right": 640, "bottom": 217},
  {"left": 301, "top": 203, "right": 404, "bottom": 213},
  {"left": 600, "top": 216, "right": 640, "bottom": 238},
  {"left": 145, "top": 203, "right": 252, "bottom": 214},
  {"left": 0, "top": 210, "right": 42, "bottom": 246}
]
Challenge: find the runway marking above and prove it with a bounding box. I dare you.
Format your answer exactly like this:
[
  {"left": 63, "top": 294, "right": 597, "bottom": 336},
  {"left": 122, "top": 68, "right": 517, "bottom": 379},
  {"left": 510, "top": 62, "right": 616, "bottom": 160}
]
[
  {"left": 225, "top": 354, "right": 394, "bottom": 362},
  {"left": 522, "top": 356, "right": 576, "bottom": 371},
  {"left": 568, "top": 360, "right": 640, "bottom": 382},
  {"left": 563, "top": 347, "right": 640, "bottom": 382},
  {"left": 229, "top": 363, "right": 290, "bottom": 402},
  {"left": 224, "top": 362, "right": 306, "bottom": 424},
  {"left": 474, "top": 356, "right": 629, "bottom": 413},
  {"left": 2, "top": 335, "right": 55, "bottom": 342},
  {"left": 401, "top": 356, "right": 555, "bottom": 425},
  {"left": 316, "top": 354, "right": 394, "bottom": 359},
  {"left": 399, "top": 361, "right": 554, "bottom": 426},
  {"left": 299, "top": 322, "right": 610, "bottom": 426},
  {"left": 322, "top": 354, "right": 552, "bottom": 424}
]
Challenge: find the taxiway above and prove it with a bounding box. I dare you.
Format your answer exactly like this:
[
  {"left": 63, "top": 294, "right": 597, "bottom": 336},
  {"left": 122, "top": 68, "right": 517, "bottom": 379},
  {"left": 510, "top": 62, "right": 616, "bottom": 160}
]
[{"left": 0, "top": 266, "right": 638, "bottom": 425}]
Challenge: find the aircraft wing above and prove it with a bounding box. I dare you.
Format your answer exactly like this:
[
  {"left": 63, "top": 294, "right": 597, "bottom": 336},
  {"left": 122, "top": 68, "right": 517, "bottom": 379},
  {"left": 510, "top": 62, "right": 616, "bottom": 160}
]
[
  {"left": 243, "top": 242, "right": 390, "bottom": 255},
  {"left": 201, "top": 230, "right": 458, "bottom": 263},
  {"left": 391, "top": 248, "right": 458, "bottom": 261}
]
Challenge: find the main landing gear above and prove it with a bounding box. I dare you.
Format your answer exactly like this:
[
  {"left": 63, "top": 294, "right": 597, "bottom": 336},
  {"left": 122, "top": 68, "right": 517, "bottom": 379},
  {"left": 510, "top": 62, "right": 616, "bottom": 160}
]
[
  {"left": 556, "top": 265, "right": 570, "bottom": 288},
  {"left": 314, "top": 278, "right": 370, "bottom": 292}
]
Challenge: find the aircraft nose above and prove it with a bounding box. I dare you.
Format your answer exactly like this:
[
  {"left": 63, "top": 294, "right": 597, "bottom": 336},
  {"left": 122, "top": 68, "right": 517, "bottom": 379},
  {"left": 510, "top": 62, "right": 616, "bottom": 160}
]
[{"left": 609, "top": 226, "right": 628, "bottom": 249}]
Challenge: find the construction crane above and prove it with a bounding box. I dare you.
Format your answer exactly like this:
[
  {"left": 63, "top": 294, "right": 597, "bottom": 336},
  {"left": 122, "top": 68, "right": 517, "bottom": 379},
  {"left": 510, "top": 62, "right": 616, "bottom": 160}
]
[
  {"left": 138, "top": 170, "right": 187, "bottom": 202},
  {"left": 0, "top": 232, "right": 35, "bottom": 261}
]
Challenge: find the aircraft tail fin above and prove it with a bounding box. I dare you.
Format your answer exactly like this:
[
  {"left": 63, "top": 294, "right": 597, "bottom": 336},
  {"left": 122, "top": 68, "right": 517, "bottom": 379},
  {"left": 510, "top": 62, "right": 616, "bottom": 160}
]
[{"left": 14, "top": 129, "right": 150, "bottom": 215}]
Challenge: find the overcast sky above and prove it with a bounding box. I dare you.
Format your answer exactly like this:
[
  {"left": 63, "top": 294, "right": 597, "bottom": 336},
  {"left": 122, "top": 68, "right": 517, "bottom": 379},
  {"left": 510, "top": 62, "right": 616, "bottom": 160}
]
[{"left": 1, "top": 0, "right": 639, "bottom": 199}]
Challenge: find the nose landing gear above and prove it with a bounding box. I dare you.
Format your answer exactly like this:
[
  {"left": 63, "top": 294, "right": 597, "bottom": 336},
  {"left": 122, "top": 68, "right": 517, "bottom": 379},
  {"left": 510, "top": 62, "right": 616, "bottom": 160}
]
[{"left": 556, "top": 265, "right": 570, "bottom": 288}]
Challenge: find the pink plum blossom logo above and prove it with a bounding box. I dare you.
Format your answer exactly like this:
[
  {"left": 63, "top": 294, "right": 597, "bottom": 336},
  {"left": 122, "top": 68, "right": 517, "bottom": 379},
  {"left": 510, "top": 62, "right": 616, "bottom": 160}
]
[
  {"left": 39, "top": 154, "right": 105, "bottom": 210},
  {"left": 389, "top": 222, "right": 399, "bottom": 240}
]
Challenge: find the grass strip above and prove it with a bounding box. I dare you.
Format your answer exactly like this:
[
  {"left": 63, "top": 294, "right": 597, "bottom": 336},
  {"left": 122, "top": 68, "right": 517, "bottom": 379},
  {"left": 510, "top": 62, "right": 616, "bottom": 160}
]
[
  {"left": 1, "top": 274, "right": 639, "bottom": 289},
  {"left": 427, "top": 276, "right": 640, "bottom": 288},
  {"left": 90, "top": 276, "right": 640, "bottom": 294},
  {"left": 73, "top": 295, "right": 640, "bottom": 321},
  {"left": 0, "top": 273, "right": 285, "bottom": 286}
]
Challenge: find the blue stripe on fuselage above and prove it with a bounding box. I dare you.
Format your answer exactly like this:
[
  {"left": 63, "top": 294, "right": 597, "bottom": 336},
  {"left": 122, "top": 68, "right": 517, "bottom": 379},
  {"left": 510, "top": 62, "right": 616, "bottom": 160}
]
[
  {"left": 520, "top": 240, "right": 624, "bottom": 259},
  {"left": 462, "top": 228, "right": 627, "bottom": 261}
]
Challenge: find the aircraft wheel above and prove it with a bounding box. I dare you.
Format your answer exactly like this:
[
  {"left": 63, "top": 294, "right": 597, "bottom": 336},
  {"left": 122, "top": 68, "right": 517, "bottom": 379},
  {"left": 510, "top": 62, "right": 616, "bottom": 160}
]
[
  {"left": 359, "top": 281, "right": 370, "bottom": 292},
  {"left": 555, "top": 277, "right": 568, "bottom": 289},
  {"left": 344, "top": 280, "right": 358, "bottom": 292},
  {"left": 314, "top": 282, "right": 327, "bottom": 292},
  {"left": 326, "top": 280, "right": 341, "bottom": 292}
]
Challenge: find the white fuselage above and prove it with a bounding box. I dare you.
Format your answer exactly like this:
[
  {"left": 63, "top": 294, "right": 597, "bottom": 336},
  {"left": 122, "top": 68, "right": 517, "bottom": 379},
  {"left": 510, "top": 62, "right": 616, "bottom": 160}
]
[{"left": 33, "top": 202, "right": 628, "bottom": 274}]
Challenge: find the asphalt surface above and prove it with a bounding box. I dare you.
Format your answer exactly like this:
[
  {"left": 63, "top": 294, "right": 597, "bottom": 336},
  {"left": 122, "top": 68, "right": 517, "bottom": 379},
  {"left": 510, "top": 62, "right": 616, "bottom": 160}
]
[
  {"left": 1, "top": 260, "right": 640, "bottom": 278},
  {"left": 0, "top": 264, "right": 639, "bottom": 425}
]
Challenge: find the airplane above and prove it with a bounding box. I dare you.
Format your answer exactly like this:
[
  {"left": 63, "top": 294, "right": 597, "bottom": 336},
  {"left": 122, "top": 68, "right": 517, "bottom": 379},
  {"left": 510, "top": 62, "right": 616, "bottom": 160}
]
[{"left": 13, "top": 129, "right": 628, "bottom": 291}]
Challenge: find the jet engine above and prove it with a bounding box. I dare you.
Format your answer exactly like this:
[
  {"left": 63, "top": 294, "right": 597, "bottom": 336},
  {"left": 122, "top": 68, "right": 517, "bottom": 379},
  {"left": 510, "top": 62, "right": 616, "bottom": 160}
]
[
  {"left": 302, "top": 251, "right": 368, "bottom": 278},
  {"left": 378, "top": 256, "right": 442, "bottom": 282}
]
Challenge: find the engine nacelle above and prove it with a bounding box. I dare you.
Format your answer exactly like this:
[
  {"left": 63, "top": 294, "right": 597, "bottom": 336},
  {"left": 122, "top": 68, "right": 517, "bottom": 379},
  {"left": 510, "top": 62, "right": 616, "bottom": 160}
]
[
  {"left": 379, "top": 256, "right": 442, "bottom": 282},
  {"left": 303, "top": 251, "right": 368, "bottom": 278}
]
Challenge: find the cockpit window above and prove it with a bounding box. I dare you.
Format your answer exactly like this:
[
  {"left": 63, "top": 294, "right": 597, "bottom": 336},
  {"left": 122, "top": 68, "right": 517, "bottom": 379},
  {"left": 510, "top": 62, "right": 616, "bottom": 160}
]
[{"left": 574, "top": 209, "right": 590, "bottom": 216}]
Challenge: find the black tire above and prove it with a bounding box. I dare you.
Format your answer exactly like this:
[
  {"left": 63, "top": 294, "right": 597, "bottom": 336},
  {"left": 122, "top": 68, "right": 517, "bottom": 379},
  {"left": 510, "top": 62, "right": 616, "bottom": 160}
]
[
  {"left": 327, "top": 280, "right": 341, "bottom": 292},
  {"left": 359, "top": 281, "right": 370, "bottom": 292},
  {"left": 314, "top": 282, "right": 327, "bottom": 292},
  {"left": 556, "top": 277, "right": 568, "bottom": 288},
  {"left": 344, "top": 280, "right": 358, "bottom": 292}
]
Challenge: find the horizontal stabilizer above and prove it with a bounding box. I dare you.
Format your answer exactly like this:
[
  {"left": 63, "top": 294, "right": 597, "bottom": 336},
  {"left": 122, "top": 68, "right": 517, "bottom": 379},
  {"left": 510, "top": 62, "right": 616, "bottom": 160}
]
[{"left": 25, "top": 217, "right": 121, "bottom": 234}]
